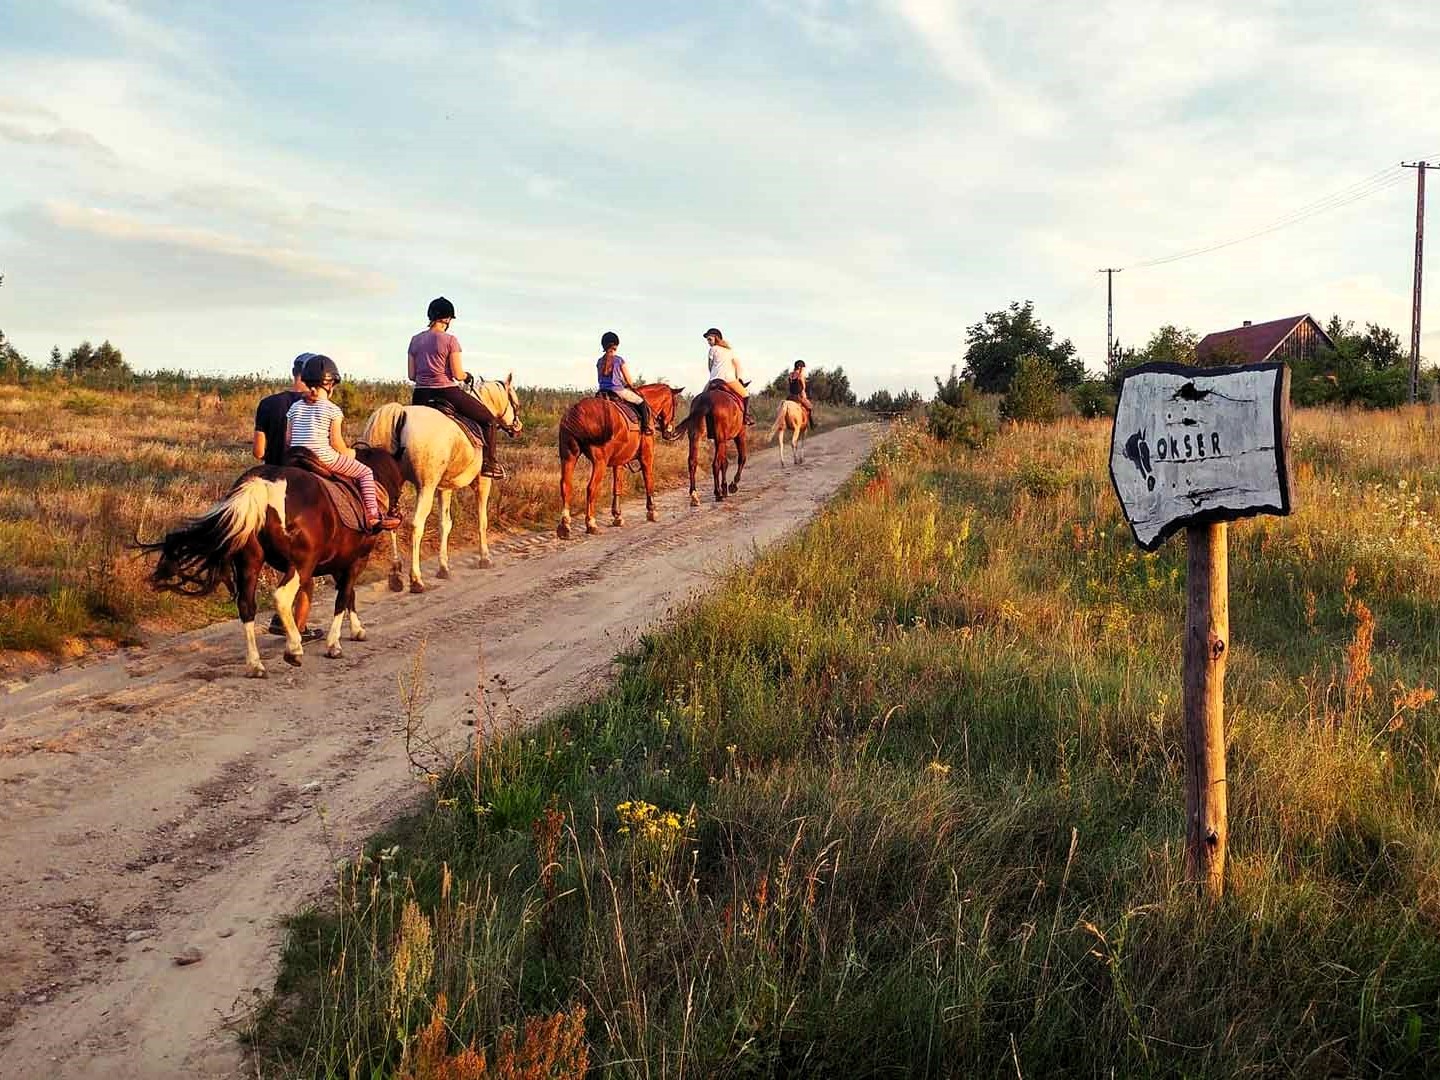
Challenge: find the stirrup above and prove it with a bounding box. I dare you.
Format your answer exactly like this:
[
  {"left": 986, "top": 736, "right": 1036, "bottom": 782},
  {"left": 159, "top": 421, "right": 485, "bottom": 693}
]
[{"left": 481, "top": 462, "right": 506, "bottom": 480}]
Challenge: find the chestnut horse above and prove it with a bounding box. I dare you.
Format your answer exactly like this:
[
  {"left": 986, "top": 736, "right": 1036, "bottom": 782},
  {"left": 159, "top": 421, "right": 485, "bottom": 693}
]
[
  {"left": 557, "top": 383, "right": 684, "bottom": 538},
  {"left": 666, "top": 382, "right": 748, "bottom": 505},
  {"left": 144, "top": 449, "right": 403, "bottom": 677}
]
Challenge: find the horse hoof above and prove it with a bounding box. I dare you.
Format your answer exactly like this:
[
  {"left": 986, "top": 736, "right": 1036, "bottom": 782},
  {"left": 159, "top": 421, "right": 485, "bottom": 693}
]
[
  {"left": 689, "top": 493, "right": 700, "bottom": 507},
  {"left": 477, "top": 556, "right": 493, "bottom": 569},
  {"left": 284, "top": 651, "right": 302, "bottom": 668},
  {"left": 247, "top": 664, "right": 267, "bottom": 679},
  {"left": 436, "top": 565, "right": 451, "bottom": 580},
  {"left": 557, "top": 521, "right": 571, "bottom": 539},
  {"left": 728, "top": 482, "right": 739, "bottom": 494},
  {"left": 325, "top": 644, "right": 343, "bottom": 659},
  {"left": 410, "top": 580, "right": 426, "bottom": 594},
  {"left": 388, "top": 571, "right": 405, "bottom": 592},
  {"left": 352, "top": 629, "right": 367, "bottom": 642},
  {"left": 612, "top": 516, "right": 624, "bottom": 528},
  {"left": 586, "top": 523, "right": 600, "bottom": 535},
  {"left": 647, "top": 510, "right": 658, "bottom": 523}
]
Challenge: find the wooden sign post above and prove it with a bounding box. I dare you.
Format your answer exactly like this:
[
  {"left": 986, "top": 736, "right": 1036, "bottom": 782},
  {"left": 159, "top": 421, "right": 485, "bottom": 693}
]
[{"left": 1109, "top": 361, "right": 1293, "bottom": 897}]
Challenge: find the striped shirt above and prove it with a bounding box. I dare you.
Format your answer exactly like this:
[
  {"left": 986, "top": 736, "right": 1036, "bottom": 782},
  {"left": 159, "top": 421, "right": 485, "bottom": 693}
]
[{"left": 286, "top": 398, "right": 344, "bottom": 463}]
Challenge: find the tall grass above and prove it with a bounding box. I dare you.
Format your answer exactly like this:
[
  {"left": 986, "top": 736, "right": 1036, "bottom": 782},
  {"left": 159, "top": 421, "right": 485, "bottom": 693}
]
[
  {"left": 0, "top": 375, "right": 864, "bottom": 664},
  {"left": 252, "top": 406, "right": 1440, "bottom": 1077}
]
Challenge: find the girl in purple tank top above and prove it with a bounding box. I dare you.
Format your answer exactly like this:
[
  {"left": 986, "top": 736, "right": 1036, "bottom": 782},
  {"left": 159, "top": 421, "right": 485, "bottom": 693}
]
[
  {"left": 407, "top": 296, "right": 506, "bottom": 479},
  {"left": 595, "top": 331, "right": 652, "bottom": 434}
]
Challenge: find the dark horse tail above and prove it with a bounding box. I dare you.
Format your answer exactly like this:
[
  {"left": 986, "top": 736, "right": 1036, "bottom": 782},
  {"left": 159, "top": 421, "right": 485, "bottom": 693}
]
[
  {"left": 143, "top": 474, "right": 288, "bottom": 596},
  {"left": 664, "top": 396, "right": 714, "bottom": 442}
]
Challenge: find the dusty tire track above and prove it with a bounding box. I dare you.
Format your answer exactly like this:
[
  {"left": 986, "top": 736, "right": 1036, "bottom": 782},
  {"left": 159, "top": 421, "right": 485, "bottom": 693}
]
[{"left": 0, "top": 423, "right": 879, "bottom": 1079}]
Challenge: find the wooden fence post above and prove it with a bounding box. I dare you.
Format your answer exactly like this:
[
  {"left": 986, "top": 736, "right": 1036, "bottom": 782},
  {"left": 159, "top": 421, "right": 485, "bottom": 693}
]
[{"left": 1184, "top": 522, "right": 1228, "bottom": 897}]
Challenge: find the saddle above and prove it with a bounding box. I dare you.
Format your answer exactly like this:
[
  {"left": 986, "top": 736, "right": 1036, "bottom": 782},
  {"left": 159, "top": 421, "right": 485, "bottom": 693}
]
[
  {"left": 597, "top": 391, "right": 641, "bottom": 433},
  {"left": 418, "top": 396, "right": 485, "bottom": 449},
  {"left": 282, "top": 448, "right": 369, "bottom": 533},
  {"left": 705, "top": 379, "right": 746, "bottom": 407}
]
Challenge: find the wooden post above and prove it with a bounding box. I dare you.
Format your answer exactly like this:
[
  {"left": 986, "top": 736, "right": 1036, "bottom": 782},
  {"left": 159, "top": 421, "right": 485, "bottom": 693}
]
[{"left": 1183, "top": 522, "right": 1228, "bottom": 897}]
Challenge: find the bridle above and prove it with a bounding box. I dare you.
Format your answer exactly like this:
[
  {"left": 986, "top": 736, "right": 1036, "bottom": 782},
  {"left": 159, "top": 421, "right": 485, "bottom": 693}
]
[{"left": 465, "top": 378, "right": 522, "bottom": 436}]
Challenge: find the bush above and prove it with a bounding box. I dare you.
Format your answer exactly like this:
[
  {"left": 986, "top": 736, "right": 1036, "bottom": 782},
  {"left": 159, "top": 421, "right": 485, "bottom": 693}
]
[
  {"left": 1000, "top": 353, "right": 1059, "bottom": 424},
  {"left": 1071, "top": 379, "right": 1115, "bottom": 419},
  {"left": 926, "top": 373, "right": 995, "bottom": 448}
]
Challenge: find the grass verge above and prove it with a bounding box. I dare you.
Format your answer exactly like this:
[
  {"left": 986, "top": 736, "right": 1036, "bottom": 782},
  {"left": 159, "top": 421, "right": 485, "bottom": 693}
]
[{"left": 257, "top": 408, "right": 1440, "bottom": 1077}]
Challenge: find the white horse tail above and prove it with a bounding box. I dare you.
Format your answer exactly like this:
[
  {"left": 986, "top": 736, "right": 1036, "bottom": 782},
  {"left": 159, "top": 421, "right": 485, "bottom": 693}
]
[
  {"left": 768, "top": 402, "right": 788, "bottom": 444},
  {"left": 145, "top": 476, "right": 287, "bottom": 596},
  {"left": 362, "top": 402, "right": 407, "bottom": 458}
]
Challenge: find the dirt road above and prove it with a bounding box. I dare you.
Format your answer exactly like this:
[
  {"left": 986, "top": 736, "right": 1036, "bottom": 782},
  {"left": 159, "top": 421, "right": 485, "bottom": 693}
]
[{"left": 0, "top": 423, "right": 877, "bottom": 1079}]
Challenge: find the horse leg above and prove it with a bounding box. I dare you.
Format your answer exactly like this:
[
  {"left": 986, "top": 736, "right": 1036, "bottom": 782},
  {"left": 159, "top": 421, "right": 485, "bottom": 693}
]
[
  {"left": 387, "top": 527, "right": 404, "bottom": 592},
  {"left": 294, "top": 577, "right": 314, "bottom": 633},
  {"left": 234, "top": 543, "right": 265, "bottom": 678},
  {"left": 731, "top": 431, "right": 747, "bottom": 494},
  {"left": 778, "top": 419, "right": 787, "bottom": 468},
  {"left": 557, "top": 446, "right": 576, "bottom": 539},
  {"left": 585, "top": 453, "right": 605, "bottom": 534},
  {"left": 475, "top": 475, "right": 493, "bottom": 568},
  {"left": 325, "top": 567, "right": 351, "bottom": 658},
  {"left": 796, "top": 422, "right": 804, "bottom": 464},
  {"left": 688, "top": 428, "right": 701, "bottom": 507},
  {"left": 410, "top": 482, "right": 436, "bottom": 592},
  {"left": 611, "top": 464, "right": 623, "bottom": 527},
  {"left": 713, "top": 439, "right": 726, "bottom": 502},
  {"left": 642, "top": 439, "right": 658, "bottom": 522},
  {"left": 274, "top": 569, "right": 305, "bottom": 666},
  {"left": 436, "top": 488, "right": 453, "bottom": 580}
]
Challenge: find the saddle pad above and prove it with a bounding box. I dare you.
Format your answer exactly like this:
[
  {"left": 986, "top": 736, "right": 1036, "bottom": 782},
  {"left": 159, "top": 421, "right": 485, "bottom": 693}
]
[
  {"left": 419, "top": 399, "right": 484, "bottom": 448},
  {"left": 600, "top": 394, "right": 641, "bottom": 432},
  {"left": 315, "top": 474, "right": 368, "bottom": 533},
  {"left": 705, "top": 379, "right": 745, "bottom": 407}
]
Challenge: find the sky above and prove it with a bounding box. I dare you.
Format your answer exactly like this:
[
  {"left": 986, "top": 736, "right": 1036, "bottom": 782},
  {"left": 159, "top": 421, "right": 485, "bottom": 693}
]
[{"left": 1, "top": 0, "right": 1439, "bottom": 396}]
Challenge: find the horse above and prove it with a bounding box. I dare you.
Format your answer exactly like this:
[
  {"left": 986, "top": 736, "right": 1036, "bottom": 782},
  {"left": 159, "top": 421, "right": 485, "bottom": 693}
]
[
  {"left": 144, "top": 448, "right": 404, "bottom": 677},
  {"left": 666, "top": 383, "right": 748, "bottom": 505},
  {"left": 556, "top": 384, "right": 685, "bottom": 538},
  {"left": 360, "top": 376, "right": 522, "bottom": 594},
  {"left": 768, "top": 399, "right": 809, "bottom": 466}
]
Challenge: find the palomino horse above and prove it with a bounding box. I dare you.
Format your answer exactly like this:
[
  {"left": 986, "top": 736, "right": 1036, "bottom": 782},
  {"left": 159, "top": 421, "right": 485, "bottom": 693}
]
[
  {"left": 556, "top": 384, "right": 685, "bottom": 538},
  {"left": 145, "top": 449, "right": 404, "bottom": 677},
  {"left": 666, "top": 382, "right": 748, "bottom": 505},
  {"left": 361, "top": 376, "right": 522, "bottom": 593},
  {"left": 768, "top": 399, "right": 809, "bottom": 466}
]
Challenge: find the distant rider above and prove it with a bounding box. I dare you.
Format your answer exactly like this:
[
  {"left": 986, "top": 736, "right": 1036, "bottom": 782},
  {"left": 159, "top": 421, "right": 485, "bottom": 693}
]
[
  {"left": 596, "top": 331, "right": 653, "bottom": 435},
  {"left": 253, "top": 353, "right": 312, "bottom": 465},
  {"left": 787, "top": 359, "right": 816, "bottom": 429},
  {"left": 285, "top": 354, "right": 401, "bottom": 533},
  {"left": 703, "top": 327, "right": 754, "bottom": 426},
  {"left": 408, "top": 297, "right": 506, "bottom": 479}
]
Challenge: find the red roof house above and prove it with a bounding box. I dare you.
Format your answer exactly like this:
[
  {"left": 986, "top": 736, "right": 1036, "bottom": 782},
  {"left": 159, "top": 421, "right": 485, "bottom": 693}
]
[{"left": 1195, "top": 314, "right": 1334, "bottom": 367}]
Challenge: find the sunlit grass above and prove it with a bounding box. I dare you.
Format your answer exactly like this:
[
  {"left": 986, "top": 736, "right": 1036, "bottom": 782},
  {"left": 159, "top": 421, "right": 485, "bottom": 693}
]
[{"left": 251, "top": 405, "right": 1440, "bottom": 1077}]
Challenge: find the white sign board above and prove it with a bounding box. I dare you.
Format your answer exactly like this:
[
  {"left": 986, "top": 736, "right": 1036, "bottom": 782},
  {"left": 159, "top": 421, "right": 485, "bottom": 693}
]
[{"left": 1109, "top": 362, "right": 1293, "bottom": 550}]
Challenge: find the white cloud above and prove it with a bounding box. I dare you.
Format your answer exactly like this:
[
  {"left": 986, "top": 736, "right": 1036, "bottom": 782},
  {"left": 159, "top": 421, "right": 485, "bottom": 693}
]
[{"left": 0, "top": 120, "right": 115, "bottom": 158}]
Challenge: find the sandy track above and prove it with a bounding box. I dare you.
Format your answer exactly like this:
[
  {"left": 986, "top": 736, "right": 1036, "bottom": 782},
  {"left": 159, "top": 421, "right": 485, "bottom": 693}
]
[{"left": 0, "top": 423, "right": 877, "bottom": 1079}]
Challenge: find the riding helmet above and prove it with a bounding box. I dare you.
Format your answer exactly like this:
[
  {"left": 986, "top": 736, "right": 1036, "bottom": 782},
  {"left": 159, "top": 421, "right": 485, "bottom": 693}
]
[
  {"left": 601, "top": 331, "right": 620, "bottom": 350},
  {"left": 427, "top": 296, "right": 457, "bottom": 322},
  {"left": 300, "top": 353, "right": 342, "bottom": 388},
  {"left": 703, "top": 327, "right": 723, "bottom": 340},
  {"left": 793, "top": 359, "right": 806, "bottom": 370},
  {"left": 292, "top": 351, "right": 316, "bottom": 376}
]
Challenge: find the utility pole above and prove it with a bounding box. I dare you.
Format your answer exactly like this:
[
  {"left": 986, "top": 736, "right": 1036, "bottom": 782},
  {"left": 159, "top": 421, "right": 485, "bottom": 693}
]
[
  {"left": 1098, "top": 268, "right": 1122, "bottom": 372},
  {"left": 1402, "top": 162, "right": 1440, "bottom": 403}
]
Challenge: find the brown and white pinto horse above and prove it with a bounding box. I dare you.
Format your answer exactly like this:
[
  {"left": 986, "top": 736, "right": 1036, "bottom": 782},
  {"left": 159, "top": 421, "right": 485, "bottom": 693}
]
[
  {"left": 666, "top": 382, "right": 748, "bottom": 505},
  {"left": 556, "top": 383, "right": 684, "bottom": 538},
  {"left": 144, "top": 449, "right": 403, "bottom": 677}
]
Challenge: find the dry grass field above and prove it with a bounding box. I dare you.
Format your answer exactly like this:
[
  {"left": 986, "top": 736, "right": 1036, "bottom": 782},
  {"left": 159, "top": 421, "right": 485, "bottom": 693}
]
[
  {"left": 0, "top": 376, "right": 862, "bottom": 672},
  {"left": 252, "top": 405, "right": 1440, "bottom": 1078}
]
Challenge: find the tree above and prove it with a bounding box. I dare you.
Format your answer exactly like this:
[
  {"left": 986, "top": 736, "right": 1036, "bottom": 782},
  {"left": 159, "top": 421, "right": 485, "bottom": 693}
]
[
  {"left": 1106, "top": 324, "right": 1199, "bottom": 387},
  {"left": 962, "top": 301, "right": 1083, "bottom": 392},
  {"left": 0, "top": 328, "right": 32, "bottom": 379},
  {"left": 1000, "top": 353, "right": 1060, "bottom": 423},
  {"left": 927, "top": 366, "right": 995, "bottom": 447},
  {"left": 861, "top": 388, "right": 923, "bottom": 413},
  {"left": 53, "top": 339, "right": 130, "bottom": 377},
  {"left": 764, "top": 365, "right": 856, "bottom": 406}
]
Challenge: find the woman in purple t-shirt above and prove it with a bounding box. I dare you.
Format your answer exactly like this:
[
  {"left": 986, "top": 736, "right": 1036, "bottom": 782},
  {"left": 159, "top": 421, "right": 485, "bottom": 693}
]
[{"left": 407, "top": 297, "right": 505, "bottom": 479}]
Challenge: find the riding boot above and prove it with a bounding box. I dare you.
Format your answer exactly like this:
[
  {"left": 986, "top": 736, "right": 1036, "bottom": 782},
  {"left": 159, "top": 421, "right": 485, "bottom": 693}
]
[
  {"left": 480, "top": 422, "right": 506, "bottom": 480},
  {"left": 743, "top": 396, "right": 755, "bottom": 426},
  {"left": 637, "top": 399, "right": 654, "bottom": 436}
]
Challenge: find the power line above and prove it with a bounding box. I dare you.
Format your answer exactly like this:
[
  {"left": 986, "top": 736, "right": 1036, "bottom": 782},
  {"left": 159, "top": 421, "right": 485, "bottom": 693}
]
[{"left": 1128, "top": 169, "right": 1409, "bottom": 270}]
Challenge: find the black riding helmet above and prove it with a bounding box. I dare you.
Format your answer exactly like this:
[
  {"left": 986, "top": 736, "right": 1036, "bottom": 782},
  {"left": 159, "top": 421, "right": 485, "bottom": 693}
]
[
  {"left": 427, "top": 296, "right": 456, "bottom": 322},
  {"left": 793, "top": 359, "right": 806, "bottom": 370},
  {"left": 601, "top": 331, "right": 620, "bottom": 350},
  {"left": 703, "top": 327, "right": 723, "bottom": 340},
  {"left": 301, "top": 354, "right": 342, "bottom": 388}
]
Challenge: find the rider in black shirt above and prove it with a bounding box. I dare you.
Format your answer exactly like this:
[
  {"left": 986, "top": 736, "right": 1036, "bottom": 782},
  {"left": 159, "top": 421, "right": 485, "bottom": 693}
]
[{"left": 253, "top": 354, "right": 311, "bottom": 466}]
